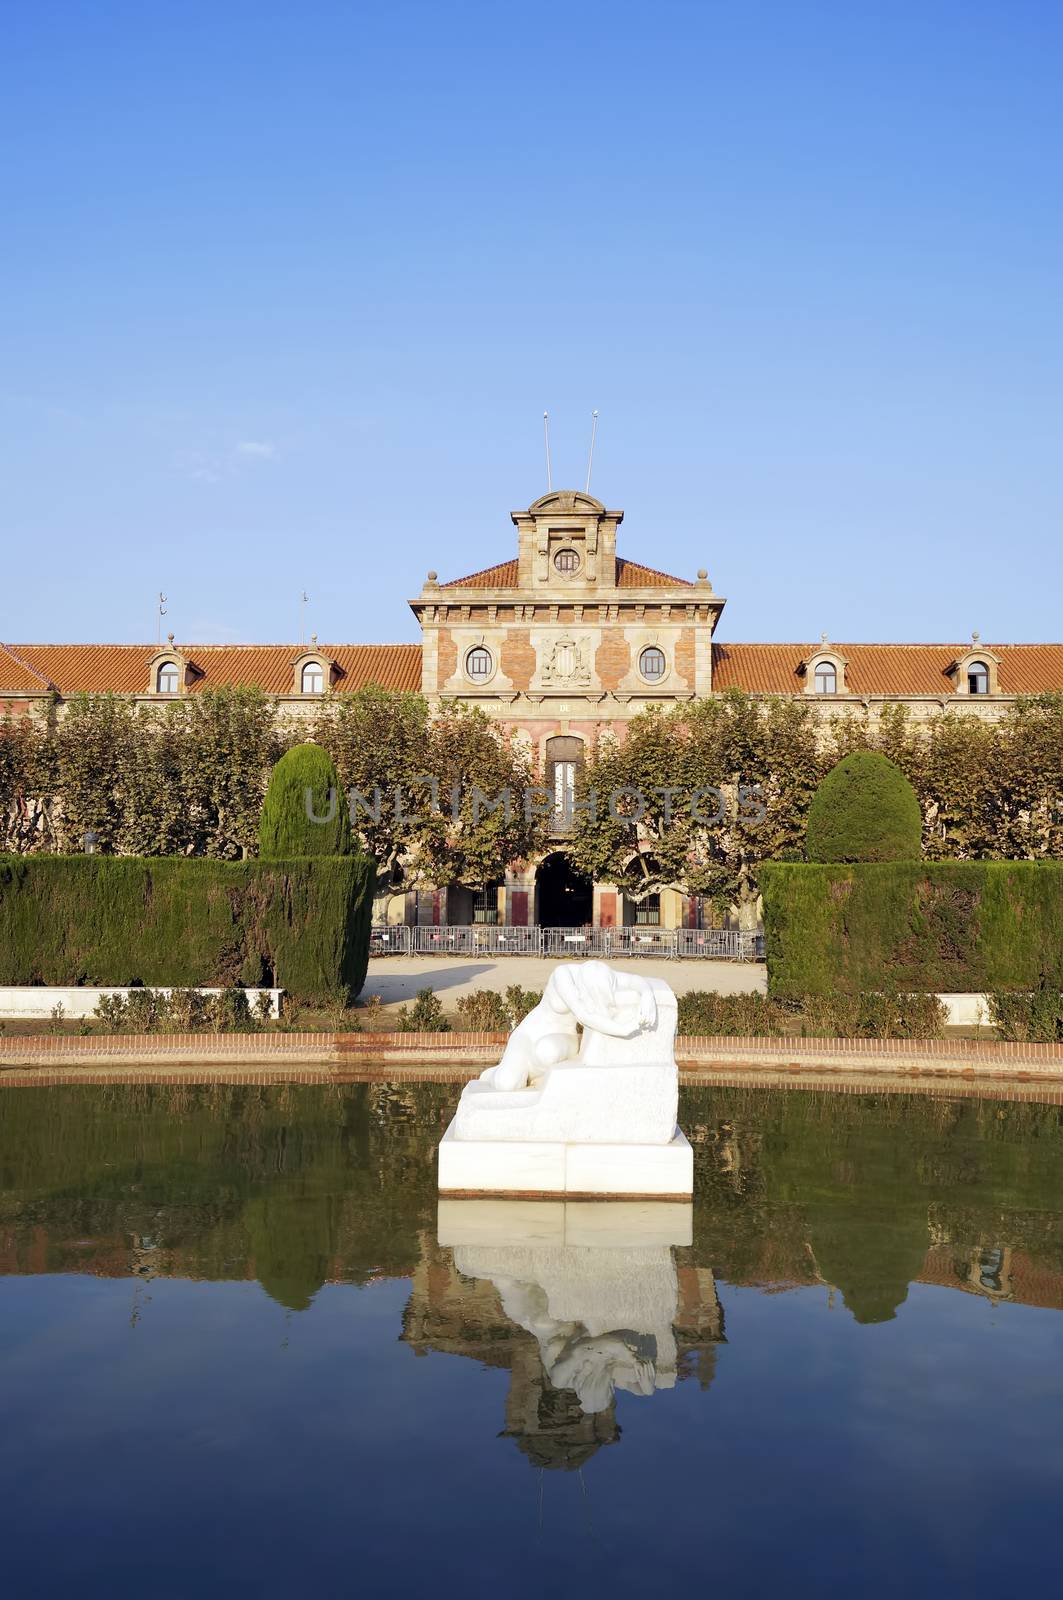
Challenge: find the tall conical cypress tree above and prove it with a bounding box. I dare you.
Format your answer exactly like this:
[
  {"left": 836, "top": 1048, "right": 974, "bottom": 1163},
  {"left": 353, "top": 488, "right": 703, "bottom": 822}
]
[{"left": 258, "top": 743, "right": 351, "bottom": 857}]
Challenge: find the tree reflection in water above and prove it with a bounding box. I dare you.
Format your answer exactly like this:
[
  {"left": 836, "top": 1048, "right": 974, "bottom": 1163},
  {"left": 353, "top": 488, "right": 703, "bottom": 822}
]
[{"left": 2, "top": 1080, "right": 1063, "bottom": 1386}]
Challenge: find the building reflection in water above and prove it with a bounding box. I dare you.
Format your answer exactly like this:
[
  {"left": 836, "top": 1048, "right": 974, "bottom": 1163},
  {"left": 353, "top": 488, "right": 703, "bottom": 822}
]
[{"left": 402, "top": 1200, "right": 724, "bottom": 1470}]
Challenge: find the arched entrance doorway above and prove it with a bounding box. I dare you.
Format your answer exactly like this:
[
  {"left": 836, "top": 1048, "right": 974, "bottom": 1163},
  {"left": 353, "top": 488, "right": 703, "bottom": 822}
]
[{"left": 536, "top": 852, "right": 593, "bottom": 928}]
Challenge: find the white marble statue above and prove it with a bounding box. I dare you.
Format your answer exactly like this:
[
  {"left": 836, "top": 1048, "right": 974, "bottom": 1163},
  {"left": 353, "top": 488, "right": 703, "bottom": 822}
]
[
  {"left": 452, "top": 960, "right": 679, "bottom": 1148},
  {"left": 483, "top": 962, "right": 660, "bottom": 1092}
]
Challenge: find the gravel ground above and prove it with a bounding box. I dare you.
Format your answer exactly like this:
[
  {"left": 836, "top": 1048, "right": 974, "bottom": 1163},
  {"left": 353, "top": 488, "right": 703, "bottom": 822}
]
[{"left": 362, "top": 954, "right": 767, "bottom": 1007}]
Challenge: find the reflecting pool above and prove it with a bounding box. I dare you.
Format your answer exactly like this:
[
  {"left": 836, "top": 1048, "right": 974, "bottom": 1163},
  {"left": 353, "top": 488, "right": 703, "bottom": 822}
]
[{"left": 2, "top": 1081, "right": 1063, "bottom": 1596}]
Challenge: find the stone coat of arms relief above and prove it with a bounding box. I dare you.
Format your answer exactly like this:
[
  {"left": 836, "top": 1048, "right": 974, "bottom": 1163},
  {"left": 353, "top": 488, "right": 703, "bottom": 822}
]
[{"left": 540, "top": 635, "right": 593, "bottom": 689}]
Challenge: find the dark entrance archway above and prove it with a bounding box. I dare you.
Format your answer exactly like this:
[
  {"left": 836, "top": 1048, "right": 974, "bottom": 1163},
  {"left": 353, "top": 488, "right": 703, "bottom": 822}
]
[{"left": 536, "top": 852, "right": 593, "bottom": 928}]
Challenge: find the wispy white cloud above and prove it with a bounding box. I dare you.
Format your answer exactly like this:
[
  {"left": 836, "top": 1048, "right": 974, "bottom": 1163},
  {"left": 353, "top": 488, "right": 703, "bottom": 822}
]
[{"left": 236, "top": 440, "right": 276, "bottom": 458}]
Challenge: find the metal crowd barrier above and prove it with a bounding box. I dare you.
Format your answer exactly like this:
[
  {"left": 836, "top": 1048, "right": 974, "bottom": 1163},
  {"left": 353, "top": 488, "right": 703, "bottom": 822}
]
[
  {"left": 371, "top": 925, "right": 764, "bottom": 961},
  {"left": 369, "top": 926, "right": 413, "bottom": 956},
  {"left": 608, "top": 927, "right": 678, "bottom": 958},
  {"left": 675, "top": 927, "right": 764, "bottom": 960}
]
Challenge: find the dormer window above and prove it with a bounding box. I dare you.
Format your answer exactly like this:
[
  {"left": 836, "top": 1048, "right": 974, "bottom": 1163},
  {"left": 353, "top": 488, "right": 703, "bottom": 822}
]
[
  {"left": 952, "top": 646, "right": 1000, "bottom": 696},
  {"left": 156, "top": 662, "right": 179, "bottom": 695},
  {"left": 967, "top": 661, "right": 990, "bottom": 695},
  {"left": 554, "top": 547, "right": 580, "bottom": 575},
  {"left": 803, "top": 645, "right": 847, "bottom": 696},
  {"left": 290, "top": 641, "right": 338, "bottom": 696}
]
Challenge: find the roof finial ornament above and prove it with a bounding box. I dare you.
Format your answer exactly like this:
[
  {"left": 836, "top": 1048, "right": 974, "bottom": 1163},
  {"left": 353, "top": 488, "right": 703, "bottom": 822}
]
[
  {"left": 167, "top": 631, "right": 175, "bottom": 646},
  {"left": 310, "top": 632, "right": 318, "bottom": 647},
  {"left": 972, "top": 629, "right": 981, "bottom": 643},
  {"left": 821, "top": 631, "right": 829, "bottom": 646}
]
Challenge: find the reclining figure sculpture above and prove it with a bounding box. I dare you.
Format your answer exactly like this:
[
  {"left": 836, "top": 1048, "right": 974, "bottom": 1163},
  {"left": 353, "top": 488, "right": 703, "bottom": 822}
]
[{"left": 452, "top": 961, "right": 679, "bottom": 1147}]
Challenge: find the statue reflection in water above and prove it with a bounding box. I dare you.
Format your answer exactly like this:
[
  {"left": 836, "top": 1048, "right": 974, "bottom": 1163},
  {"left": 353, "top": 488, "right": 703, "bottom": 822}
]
[{"left": 403, "top": 1199, "right": 721, "bottom": 1472}]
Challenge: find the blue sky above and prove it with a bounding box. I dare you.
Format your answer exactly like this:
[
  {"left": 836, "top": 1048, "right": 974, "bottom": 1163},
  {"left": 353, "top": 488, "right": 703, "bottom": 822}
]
[{"left": 2, "top": 0, "right": 1060, "bottom": 647}]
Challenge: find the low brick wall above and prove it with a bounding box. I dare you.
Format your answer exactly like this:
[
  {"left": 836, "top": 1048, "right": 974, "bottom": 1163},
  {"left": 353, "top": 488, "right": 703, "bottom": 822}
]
[
  {"left": 0, "top": 1030, "right": 504, "bottom": 1073},
  {"left": 1, "top": 1027, "right": 1062, "bottom": 1088},
  {"left": 675, "top": 1032, "right": 1063, "bottom": 1075}
]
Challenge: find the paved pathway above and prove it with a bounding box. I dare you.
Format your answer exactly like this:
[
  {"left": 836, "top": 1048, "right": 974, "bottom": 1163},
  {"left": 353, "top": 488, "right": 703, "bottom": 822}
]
[{"left": 362, "top": 953, "right": 767, "bottom": 1007}]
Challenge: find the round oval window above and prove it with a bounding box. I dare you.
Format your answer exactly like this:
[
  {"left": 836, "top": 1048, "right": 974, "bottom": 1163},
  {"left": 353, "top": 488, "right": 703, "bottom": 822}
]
[
  {"left": 553, "top": 548, "right": 580, "bottom": 574},
  {"left": 639, "top": 646, "right": 666, "bottom": 681},
  {"left": 466, "top": 647, "right": 493, "bottom": 682}
]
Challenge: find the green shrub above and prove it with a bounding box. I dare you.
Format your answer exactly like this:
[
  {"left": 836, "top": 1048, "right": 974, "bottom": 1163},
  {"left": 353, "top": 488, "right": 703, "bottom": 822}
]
[
  {"left": 0, "top": 855, "right": 373, "bottom": 1004},
  {"left": 206, "top": 986, "right": 255, "bottom": 1032},
  {"left": 359, "top": 993, "right": 383, "bottom": 1030},
  {"left": 503, "top": 985, "right": 542, "bottom": 1026},
  {"left": 124, "top": 988, "right": 165, "bottom": 1032},
  {"left": 167, "top": 989, "right": 211, "bottom": 1031},
  {"left": 675, "top": 987, "right": 947, "bottom": 1039},
  {"left": 91, "top": 985, "right": 262, "bottom": 1034},
  {"left": 456, "top": 990, "right": 509, "bottom": 1032},
  {"left": 454, "top": 986, "right": 542, "bottom": 1033},
  {"left": 806, "top": 751, "right": 922, "bottom": 863},
  {"left": 253, "top": 991, "right": 276, "bottom": 1027},
  {"left": 93, "top": 993, "right": 128, "bottom": 1030},
  {"left": 762, "top": 860, "right": 1063, "bottom": 997},
  {"left": 258, "top": 743, "right": 352, "bottom": 858},
  {"left": 397, "top": 988, "right": 451, "bottom": 1033},
  {"left": 677, "top": 991, "right": 786, "bottom": 1036},
  {"left": 851, "top": 990, "right": 946, "bottom": 1039},
  {"left": 990, "top": 983, "right": 1063, "bottom": 1043}
]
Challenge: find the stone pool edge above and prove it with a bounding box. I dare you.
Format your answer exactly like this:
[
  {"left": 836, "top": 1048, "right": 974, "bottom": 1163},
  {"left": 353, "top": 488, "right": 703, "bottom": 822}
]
[{"left": 2, "top": 1029, "right": 1063, "bottom": 1102}]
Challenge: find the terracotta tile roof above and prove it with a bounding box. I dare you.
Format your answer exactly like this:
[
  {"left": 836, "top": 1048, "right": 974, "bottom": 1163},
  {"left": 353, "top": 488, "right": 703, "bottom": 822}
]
[
  {"left": 441, "top": 555, "right": 692, "bottom": 589},
  {"left": 711, "top": 643, "right": 1063, "bottom": 696},
  {"left": 441, "top": 558, "right": 519, "bottom": 589},
  {"left": 0, "top": 643, "right": 423, "bottom": 697},
  {"left": 6, "top": 637, "right": 1063, "bottom": 700},
  {"left": 615, "top": 557, "right": 693, "bottom": 588},
  {"left": 0, "top": 644, "right": 55, "bottom": 691}
]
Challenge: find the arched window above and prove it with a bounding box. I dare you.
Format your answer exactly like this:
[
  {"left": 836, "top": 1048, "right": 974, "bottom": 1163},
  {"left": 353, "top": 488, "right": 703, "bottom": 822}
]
[
  {"left": 639, "top": 646, "right": 666, "bottom": 682},
  {"left": 546, "top": 735, "right": 584, "bottom": 833},
  {"left": 466, "top": 646, "right": 493, "bottom": 683},
  {"left": 553, "top": 548, "right": 580, "bottom": 574},
  {"left": 156, "top": 662, "right": 179, "bottom": 695},
  {"left": 967, "top": 660, "right": 990, "bottom": 695},
  {"left": 814, "top": 662, "right": 838, "bottom": 694},
  {"left": 301, "top": 662, "right": 325, "bottom": 694}
]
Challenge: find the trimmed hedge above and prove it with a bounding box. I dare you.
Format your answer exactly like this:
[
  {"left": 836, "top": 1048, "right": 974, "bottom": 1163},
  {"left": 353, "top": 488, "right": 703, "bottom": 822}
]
[
  {"left": 806, "top": 751, "right": 922, "bottom": 863},
  {"left": 0, "top": 854, "right": 374, "bottom": 1003},
  {"left": 762, "top": 861, "right": 1063, "bottom": 996}
]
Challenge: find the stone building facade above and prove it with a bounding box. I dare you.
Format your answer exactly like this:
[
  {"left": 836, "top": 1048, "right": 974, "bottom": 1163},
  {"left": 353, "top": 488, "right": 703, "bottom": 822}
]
[{"left": 3, "top": 487, "right": 1063, "bottom": 929}]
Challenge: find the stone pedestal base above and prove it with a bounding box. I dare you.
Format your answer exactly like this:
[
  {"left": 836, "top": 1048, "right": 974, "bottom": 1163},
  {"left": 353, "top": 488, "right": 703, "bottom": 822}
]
[{"left": 437, "top": 1122, "right": 692, "bottom": 1199}]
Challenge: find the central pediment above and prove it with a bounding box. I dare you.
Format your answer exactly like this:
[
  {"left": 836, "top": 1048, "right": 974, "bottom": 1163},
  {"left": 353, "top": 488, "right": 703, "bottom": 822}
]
[{"left": 525, "top": 490, "right": 607, "bottom": 516}]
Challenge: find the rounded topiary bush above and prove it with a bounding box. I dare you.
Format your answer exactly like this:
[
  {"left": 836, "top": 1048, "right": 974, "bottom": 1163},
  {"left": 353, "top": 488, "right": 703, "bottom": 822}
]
[
  {"left": 805, "top": 751, "right": 922, "bottom": 863},
  {"left": 258, "top": 743, "right": 351, "bottom": 857}
]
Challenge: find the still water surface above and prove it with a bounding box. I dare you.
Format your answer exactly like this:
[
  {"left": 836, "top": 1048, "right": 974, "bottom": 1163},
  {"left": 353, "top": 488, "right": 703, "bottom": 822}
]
[{"left": 2, "top": 1081, "right": 1063, "bottom": 1597}]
